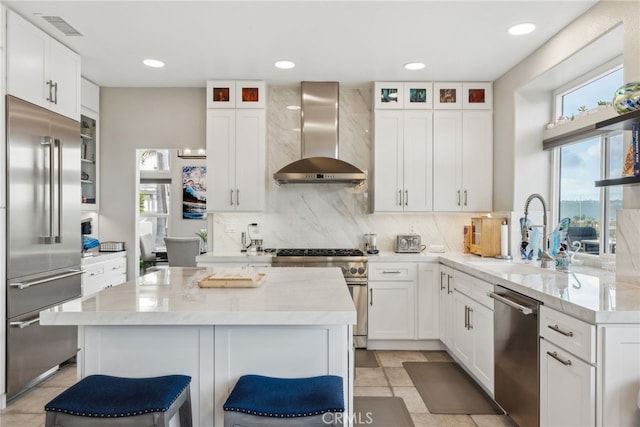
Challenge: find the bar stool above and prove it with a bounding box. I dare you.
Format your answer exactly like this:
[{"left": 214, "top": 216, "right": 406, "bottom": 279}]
[
  {"left": 223, "top": 374, "right": 344, "bottom": 427},
  {"left": 44, "top": 374, "right": 192, "bottom": 427}
]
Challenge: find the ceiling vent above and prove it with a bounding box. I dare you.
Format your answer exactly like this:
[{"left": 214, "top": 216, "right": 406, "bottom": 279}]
[{"left": 42, "top": 16, "right": 83, "bottom": 36}]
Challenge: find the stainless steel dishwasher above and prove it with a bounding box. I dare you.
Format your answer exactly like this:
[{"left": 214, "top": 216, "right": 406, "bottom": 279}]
[{"left": 488, "top": 286, "right": 541, "bottom": 427}]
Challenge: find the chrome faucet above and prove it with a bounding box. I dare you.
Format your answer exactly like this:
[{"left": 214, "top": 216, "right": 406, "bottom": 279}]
[{"left": 523, "top": 193, "right": 555, "bottom": 268}]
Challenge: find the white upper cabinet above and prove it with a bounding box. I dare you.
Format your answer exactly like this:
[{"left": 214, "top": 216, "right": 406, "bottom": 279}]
[
  {"left": 433, "top": 110, "right": 493, "bottom": 211},
  {"left": 7, "top": 10, "right": 81, "bottom": 120},
  {"left": 206, "top": 108, "right": 265, "bottom": 212},
  {"left": 373, "top": 110, "right": 433, "bottom": 212},
  {"left": 81, "top": 77, "right": 100, "bottom": 113}
]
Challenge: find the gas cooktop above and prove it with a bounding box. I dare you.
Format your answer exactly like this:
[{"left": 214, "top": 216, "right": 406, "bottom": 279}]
[{"left": 275, "top": 248, "right": 364, "bottom": 257}]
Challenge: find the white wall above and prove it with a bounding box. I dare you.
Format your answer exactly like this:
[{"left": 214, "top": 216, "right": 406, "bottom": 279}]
[
  {"left": 100, "top": 88, "right": 206, "bottom": 277},
  {"left": 493, "top": 0, "right": 640, "bottom": 211}
]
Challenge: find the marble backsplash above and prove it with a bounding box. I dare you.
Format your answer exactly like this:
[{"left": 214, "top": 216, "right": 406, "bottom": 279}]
[
  {"left": 616, "top": 209, "right": 640, "bottom": 286},
  {"left": 210, "top": 85, "right": 484, "bottom": 253}
]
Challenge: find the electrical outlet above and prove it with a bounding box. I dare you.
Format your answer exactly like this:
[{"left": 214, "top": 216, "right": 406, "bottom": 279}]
[
  {"left": 409, "top": 224, "right": 415, "bottom": 234},
  {"left": 225, "top": 223, "right": 238, "bottom": 233}
]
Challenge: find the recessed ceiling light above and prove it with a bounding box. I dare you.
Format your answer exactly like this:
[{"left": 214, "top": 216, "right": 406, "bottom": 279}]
[
  {"left": 404, "top": 62, "right": 425, "bottom": 71},
  {"left": 508, "top": 23, "right": 536, "bottom": 36},
  {"left": 143, "top": 59, "right": 165, "bottom": 68},
  {"left": 274, "top": 60, "right": 295, "bottom": 69}
]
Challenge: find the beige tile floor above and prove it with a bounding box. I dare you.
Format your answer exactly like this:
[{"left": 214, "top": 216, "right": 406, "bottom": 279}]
[
  {"left": 355, "top": 350, "right": 517, "bottom": 427},
  {"left": 0, "top": 351, "right": 517, "bottom": 427}
]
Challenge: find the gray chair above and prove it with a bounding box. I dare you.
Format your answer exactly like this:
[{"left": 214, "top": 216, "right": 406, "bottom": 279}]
[
  {"left": 164, "top": 237, "right": 200, "bottom": 267},
  {"left": 140, "top": 234, "right": 165, "bottom": 272}
]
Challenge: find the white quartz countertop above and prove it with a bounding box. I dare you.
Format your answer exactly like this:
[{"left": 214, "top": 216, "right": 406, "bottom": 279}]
[
  {"left": 40, "top": 267, "right": 356, "bottom": 326},
  {"left": 81, "top": 250, "right": 127, "bottom": 265},
  {"left": 438, "top": 253, "right": 640, "bottom": 324}
]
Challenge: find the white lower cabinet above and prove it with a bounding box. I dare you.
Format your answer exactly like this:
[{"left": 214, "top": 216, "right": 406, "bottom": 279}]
[
  {"left": 451, "top": 271, "right": 494, "bottom": 393},
  {"left": 82, "top": 252, "right": 127, "bottom": 296},
  {"left": 367, "top": 261, "right": 440, "bottom": 342},
  {"left": 417, "top": 263, "right": 439, "bottom": 339},
  {"left": 368, "top": 264, "right": 416, "bottom": 340},
  {"left": 439, "top": 265, "right": 454, "bottom": 349},
  {"left": 540, "top": 338, "right": 595, "bottom": 427}
]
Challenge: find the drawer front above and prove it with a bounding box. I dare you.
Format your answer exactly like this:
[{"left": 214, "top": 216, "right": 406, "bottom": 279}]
[
  {"left": 453, "top": 270, "right": 494, "bottom": 309},
  {"left": 103, "top": 257, "right": 126, "bottom": 278},
  {"left": 369, "top": 263, "right": 417, "bottom": 281},
  {"left": 540, "top": 306, "right": 595, "bottom": 363}
]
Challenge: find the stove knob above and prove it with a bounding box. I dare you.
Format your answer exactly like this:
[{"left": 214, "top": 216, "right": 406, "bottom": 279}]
[
  {"left": 341, "top": 266, "right": 348, "bottom": 274},
  {"left": 358, "top": 267, "right": 365, "bottom": 275},
  {"left": 350, "top": 267, "right": 358, "bottom": 274}
]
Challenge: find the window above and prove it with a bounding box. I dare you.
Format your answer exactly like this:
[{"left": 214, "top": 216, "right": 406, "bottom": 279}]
[
  {"left": 554, "top": 66, "right": 623, "bottom": 255},
  {"left": 139, "top": 149, "right": 172, "bottom": 249}
]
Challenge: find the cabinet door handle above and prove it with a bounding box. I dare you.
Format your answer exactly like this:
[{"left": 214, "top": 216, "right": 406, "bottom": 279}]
[
  {"left": 468, "top": 307, "right": 473, "bottom": 330},
  {"left": 457, "top": 190, "right": 461, "bottom": 206},
  {"left": 53, "top": 81, "right": 59, "bottom": 104},
  {"left": 463, "top": 190, "right": 468, "bottom": 206},
  {"left": 398, "top": 190, "right": 402, "bottom": 206},
  {"left": 547, "top": 351, "right": 572, "bottom": 366},
  {"left": 405, "top": 190, "right": 408, "bottom": 206},
  {"left": 10, "top": 317, "right": 40, "bottom": 329},
  {"left": 230, "top": 189, "right": 234, "bottom": 206},
  {"left": 46, "top": 80, "right": 54, "bottom": 102},
  {"left": 370, "top": 288, "right": 373, "bottom": 306},
  {"left": 236, "top": 189, "right": 240, "bottom": 206},
  {"left": 447, "top": 274, "right": 452, "bottom": 294},
  {"left": 464, "top": 306, "right": 469, "bottom": 329},
  {"left": 548, "top": 324, "right": 574, "bottom": 337},
  {"left": 440, "top": 271, "right": 446, "bottom": 290}
]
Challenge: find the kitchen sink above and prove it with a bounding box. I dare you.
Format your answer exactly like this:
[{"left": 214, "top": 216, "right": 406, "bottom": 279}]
[{"left": 467, "top": 261, "right": 559, "bottom": 276}]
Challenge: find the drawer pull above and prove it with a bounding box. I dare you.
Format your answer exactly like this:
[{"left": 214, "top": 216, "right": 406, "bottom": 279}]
[
  {"left": 382, "top": 270, "right": 402, "bottom": 274},
  {"left": 547, "top": 351, "right": 572, "bottom": 366},
  {"left": 548, "top": 324, "right": 574, "bottom": 337}
]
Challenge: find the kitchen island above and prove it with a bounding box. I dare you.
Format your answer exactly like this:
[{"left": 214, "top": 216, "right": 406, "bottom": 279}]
[{"left": 40, "top": 267, "right": 356, "bottom": 426}]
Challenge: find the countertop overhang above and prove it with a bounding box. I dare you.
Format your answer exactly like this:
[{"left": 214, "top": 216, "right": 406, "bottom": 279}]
[{"left": 40, "top": 267, "right": 356, "bottom": 326}]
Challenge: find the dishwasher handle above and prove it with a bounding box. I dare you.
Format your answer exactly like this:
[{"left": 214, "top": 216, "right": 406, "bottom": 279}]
[{"left": 488, "top": 291, "right": 535, "bottom": 315}]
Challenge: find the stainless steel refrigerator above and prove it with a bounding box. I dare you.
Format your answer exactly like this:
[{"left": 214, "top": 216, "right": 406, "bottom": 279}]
[{"left": 5, "top": 96, "right": 82, "bottom": 399}]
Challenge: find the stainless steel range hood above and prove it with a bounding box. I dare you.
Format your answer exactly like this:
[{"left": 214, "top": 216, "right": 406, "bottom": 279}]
[{"left": 273, "top": 81, "right": 366, "bottom": 184}]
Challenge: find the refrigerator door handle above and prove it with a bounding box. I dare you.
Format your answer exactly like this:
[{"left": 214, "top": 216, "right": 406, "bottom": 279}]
[
  {"left": 9, "top": 317, "right": 40, "bottom": 329},
  {"left": 40, "top": 136, "right": 55, "bottom": 244},
  {"left": 55, "top": 138, "right": 63, "bottom": 243},
  {"left": 10, "top": 269, "right": 83, "bottom": 290}
]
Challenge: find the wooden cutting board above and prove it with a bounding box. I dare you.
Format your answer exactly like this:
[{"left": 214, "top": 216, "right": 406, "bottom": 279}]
[{"left": 197, "top": 272, "right": 266, "bottom": 288}]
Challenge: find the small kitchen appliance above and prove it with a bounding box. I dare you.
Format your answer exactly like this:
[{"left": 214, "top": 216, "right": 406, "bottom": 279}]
[
  {"left": 364, "top": 233, "right": 378, "bottom": 254},
  {"left": 395, "top": 234, "right": 424, "bottom": 253}
]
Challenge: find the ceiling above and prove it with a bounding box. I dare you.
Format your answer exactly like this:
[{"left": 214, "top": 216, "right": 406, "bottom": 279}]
[{"left": 4, "top": 1, "right": 599, "bottom": 88}]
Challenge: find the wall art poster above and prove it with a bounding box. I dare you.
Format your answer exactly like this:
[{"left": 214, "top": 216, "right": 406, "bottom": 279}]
[
  {"left": 381, "top": 88, "right": 399, "bottom": 103},
  {"left": 182, "top": 166, "right": 206, "bottom": 219},
  {"left": 213, "top": 87, "right": 230, "bottom": 102},
  {"left": 439, "top": 88, "right": 457, "bottom": 103},
  {"left": 409, "top": 88, "right": 427, "bottom": 103}
]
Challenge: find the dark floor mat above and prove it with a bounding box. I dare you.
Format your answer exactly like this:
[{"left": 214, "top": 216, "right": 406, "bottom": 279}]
[
  {"left": 355, "top": 349, "right": 379, "bottom": 367},
  {"left": 403, "top": 361, "right": 502, "bottom": 415},
  {"left": 353, "top": 396, "right": 414, "bottom": 427}
]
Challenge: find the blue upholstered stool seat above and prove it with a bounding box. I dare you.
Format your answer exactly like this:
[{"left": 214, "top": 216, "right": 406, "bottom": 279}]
[
  {"left": 223, "top": 375, "right": 344, "bottom": 427},
  {"left": 44, "top": 374, "right": 192, "bottom": 427}
]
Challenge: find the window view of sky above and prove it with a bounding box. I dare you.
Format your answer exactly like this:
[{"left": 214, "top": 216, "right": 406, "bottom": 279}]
[{"left": 559, "top": 68, "right": 623, "bottom": 202}]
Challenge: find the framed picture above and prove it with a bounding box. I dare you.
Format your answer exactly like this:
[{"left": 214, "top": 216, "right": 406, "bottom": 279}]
[
  {"left": 403, "top": 82, "right": 433, "bottom": 109},
  {"left": 207, "top": 80, "right": 235, "bottom": 108},
  {"left": 463, "top": 82, "right": 492, "bottom": 109},
  {"left": 182, "top": 166, "right": 207, "bottom": 220},
  {"left": 433, "top": 82, "right": 462, "bottom": 109},
  {"left": 374, "top": 82, "right": 404, "bottom": 109},
  {"left": 236, "top": 80, "right": 266, "bottom": 108}
]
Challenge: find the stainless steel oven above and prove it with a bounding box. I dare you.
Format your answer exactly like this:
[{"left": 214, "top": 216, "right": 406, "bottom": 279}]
[{"left": 272, "top": 249, "right": 368, "bottom": 348}]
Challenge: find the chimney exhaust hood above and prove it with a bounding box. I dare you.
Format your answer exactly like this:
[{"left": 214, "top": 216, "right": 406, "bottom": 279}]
[{"left": 273, "top": 81, "right": 366, "bottom": 185}]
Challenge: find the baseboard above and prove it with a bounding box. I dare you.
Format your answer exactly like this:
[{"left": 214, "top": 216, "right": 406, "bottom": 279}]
[{"left": 366, "top": 339, "right": 445, "bottom": 351}]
